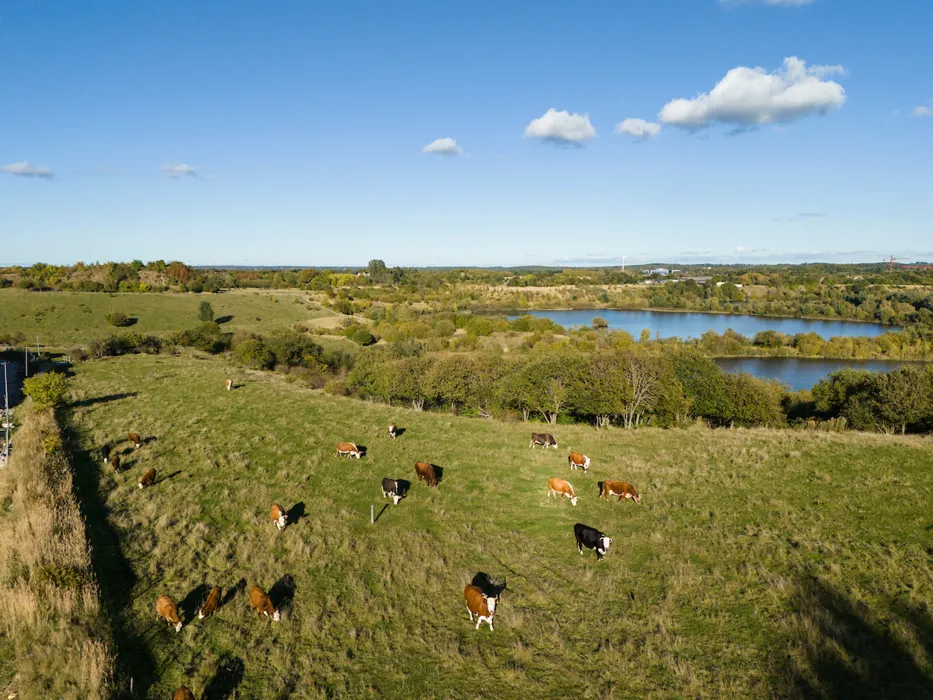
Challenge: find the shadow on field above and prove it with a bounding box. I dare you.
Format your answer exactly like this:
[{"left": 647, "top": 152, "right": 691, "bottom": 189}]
[
  {"left": 373, "top": 504, "right": 390, "bottom": 523},
  {"left": 270, "top": 574, "right": 297, "bottom": 612},
  {"left": 221, "top": 578, "right": 247, "bottom": 609},
  {"left": 63, "top": 426, "right": 157, "bottom": 696},
  {"left": 393, "top": 427, "right": 406, "bottom": 438},
  {"left": 471, "top": 572, "right": 508, "bottom": 598},
  {"left": 215, "top": 315, "right": 234, "bottom": 324},
  {"left": 71, "top": 391, "right": 139, "bottom": 408},
  {"left": 777, "top": 572, "right": 933, "bottom": 699},
  {"left": 202, "top": 655, "right": 245, "bottom": 700},
  {"left": 287, "top": 501, "right": 306, "bottom": 526},
  {"left": 180, "top": 584, "right": 213, "bottom": 623},
  {"left": 158, "top": 470, "right": 183, "bottom": 485}
]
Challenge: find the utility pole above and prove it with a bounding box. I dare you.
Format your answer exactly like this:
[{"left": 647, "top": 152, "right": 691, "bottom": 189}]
[
  {"left": 36, "top": 334, "right": 40, "bottom": 358},
  {"left": 2, "top": 362, "right": 9, "bottom": 467},
  {"left": 621, "top": 256, "right": 626, "bottom": 274},
  {"left": 24, "top": 346, "right": 28, "bottom": 378}
]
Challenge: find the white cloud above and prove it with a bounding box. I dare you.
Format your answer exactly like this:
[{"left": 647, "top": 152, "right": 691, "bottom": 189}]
[
  {"left": 524, "top": 108, "right": 597, "bottom": 145},
  {"left": 162, "top": 163, "right": 199, "bottom": 179},
  {"left": 659, "top": 56, "right": 846, "bottom": 131},
  {"left": 914, "top": 105, "right": 933, "bottom": 117},
  {"left": 615, "top": 118, "right": 661, "bottom": 140},
  {"left": 421, "top": 137, "right": 463, "bottom": 156},
  {"left": 2, "top": 161, "right": 54, "bottom": 179}
]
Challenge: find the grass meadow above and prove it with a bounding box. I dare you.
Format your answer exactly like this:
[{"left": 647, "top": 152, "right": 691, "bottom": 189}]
[
  {"left": 0, "top": 289, "right": 335, "bottom": 347},
  {"left": 65, "top": 353, "right": 933, "bottom": 698}
]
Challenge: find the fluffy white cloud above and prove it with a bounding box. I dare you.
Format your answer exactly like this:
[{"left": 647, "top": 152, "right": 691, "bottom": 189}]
[
  {"left": 615, "top": 118, "right": 661, "bottom": 140},
  {"left": 421, "top": 137, "right": 463, "bottom": 156},
  {"left": 914, "top": 105, "right": 933, "bottom": 117},
  {"left": 2, "top": 161, "right": 54, "bottom": 179},
  {"left": 162, "top": 163, "right": 198, "bottom": 178},
  {"left": 524, "top": 108, "right": 597, "bottom": 144},
  {"left": 659, "top": 57, "right": 846, "bottom": 130}
]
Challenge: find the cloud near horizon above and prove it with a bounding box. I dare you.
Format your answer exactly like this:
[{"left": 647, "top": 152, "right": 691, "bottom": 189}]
[
  {"left": 524, "top": 108, "right": 597, "bottom": 145},
  {"left": 659, "top": 56, "right": 846, "bottom": 131},
  {"left": 162, "top": 163, "right": 199, "bottom": 179},
  {"left": 421, "top": 137, "right": 463, "bottom": 156},
  {"left": 914, "top": 104, "right": 933, "bottom": 117},
  {"left": 615, "top": 118, "right": 661, "bottom": 140},
  {"left": 2, "top": 161, "right": 54, "bottom": 179}
]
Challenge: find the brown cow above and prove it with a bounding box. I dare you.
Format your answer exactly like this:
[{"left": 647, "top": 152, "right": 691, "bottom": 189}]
[
  {"left": 464, "top": 584, "right": 498, "bottom": 631},
  {"left": 129, "top": 432, "right": 142, "bottom": 449},
  {"left": 336, "top": 441, "right": 362, "bottom": 459},
  {"left": 139, "top": 468, "right": 156, "bottom": 489},
  {"left": 156, "top": 594, "right": 183, "bottom": 632},
  {"left": 270, "top": 504, "right": 288, "bottom": 531},
  {"left": 174, "top": 686, "right": 196, "bottom": 700},
  {"left": 415, "top": 461, "right": 438, "bottom": 487},
  {"left": 547, "top": 478, "right": 578, "bottom": 506},
  {"left": 198, "top": 586, "right": 221, "bottom": 619},
  {"left": 110, "top": 454, "right": 122, "bottom": 473},
  {"left": 600, "top": 480, "right": 641, "bottom": 504},
  {"left": 388, "top": 423, "right": 397, "bottom": 439},
  {"left": 568, "top": 452, "right": 591, "bottom": 472},
  {"left": 249, "top": 585, "right": 280, "bottom": 621},
  {"left": 225, "top": 378, "right": 233, "bottom": 391}
]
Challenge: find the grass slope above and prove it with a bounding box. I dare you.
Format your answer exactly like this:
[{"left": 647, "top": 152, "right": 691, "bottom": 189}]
[
  {"left": 67, "top": 354, "right": 933, "bottom": 698},
  {"left": 0, "top": 289, "right": 334, "bottom": 347}
]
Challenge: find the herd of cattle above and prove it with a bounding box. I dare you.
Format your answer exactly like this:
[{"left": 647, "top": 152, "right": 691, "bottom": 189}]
[{"left": 102, "top": 398, "right": 641, "bottom": 699}]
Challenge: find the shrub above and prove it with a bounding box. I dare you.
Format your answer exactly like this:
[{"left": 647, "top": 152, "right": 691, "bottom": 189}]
[
  {"left": 198, "top": 300, "right": 215, "bottom": 323},
  {"left": 233, "top": 338, "right": 275, "bottom": 370},
  {"left": 350, "top": 329, "right": 376, "bottom": 346},
  {"left": 325, "top": 379, "right": 350, "bottom": 396},
  {"left": 23, "top": 372, "right": 69, "bottom": 412},
  {"left": 168, "top": 322, "right": 229, "bottom": 354},
  {"left": 591, "top": 316, "right": 609, "bottom": 329},
  {"left": 105, "top": 311, "right": 131, "bottom": 327}
]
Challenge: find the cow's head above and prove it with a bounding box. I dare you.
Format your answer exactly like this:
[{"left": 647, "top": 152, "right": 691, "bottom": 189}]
[
  {"left": 599, "top": 536, "right": 613, "bottom": 553},
  {"left": 583, "top": 456, "right": 591, "bottom": 468},
  {"left": 633, "top": 493, "right": 642, "bottom": 504},
  {"left": 198, "top": 608, "right": 206, "bottom": 620},
  {"left": 484, "top": 595, "right": 498, "bottom": 614},
  {"left": 272, "top": 609, "right": 281, "bottom": 622},
  {"left": 570, "top": 496, "right": 578, "bottom": 506},
  {"left": 174, "top": 620, "right": 183, "bottom": 632}
]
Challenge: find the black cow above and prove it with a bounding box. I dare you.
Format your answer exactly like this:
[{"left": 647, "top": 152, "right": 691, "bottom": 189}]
[
  {"left": 574, "top": 523, "right": 613, "bottom": 561},
  {"left": 101, "top": 445, "right": 111, "bottom": 464},
  {"left": 382, "top": 478, "right": 403, "bottom": 505},
  {"left": 530, "top": 432, "right": 558, "bottom": 449}
]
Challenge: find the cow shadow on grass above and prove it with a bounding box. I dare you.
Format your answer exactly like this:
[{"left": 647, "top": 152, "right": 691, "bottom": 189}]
[
  {"left": 220, "top": 578, "right": 247, "bottom": 609},
  {"left": 392, "top": 427, "right": 406, "bottom": 438},
  {"left": 775, "top": 569, "right": 933, "bottom": 699},
  {"left": 433, "top": 465, "right": 444, "bottom": 484},
  {"left": 70, "top": 391, "right": 139, "bottom": 408},
  {"left": 157, "top": 470, "right": 182, "bottom": 486},
  {"left": 286, "top": 502, "right": 306, "bottom": 526},
  {"left": 202, "top": 655, "right": 245, "bottom": 700},
  {"left": 270, "top": 574, "right": 297, "bottom": 613},
  {"left": 215, "top": 315, "right": 234, "bottom": 325},
  {"left": 471, "top": 572, "right": 508, "bottom": 598},
  {"left": 180, "top": 584, "right": 213, "bottom": 623}
]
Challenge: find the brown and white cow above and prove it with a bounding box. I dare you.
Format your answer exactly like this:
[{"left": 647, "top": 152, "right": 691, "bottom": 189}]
[
  {"left": 174, "top": 686, "right": 196, "bottom": 700},
  {"left": 270, "top": 504, "right": 288, "bottom": 531},
  {"left": 568, "top": 452, "right": 591, "bottom": 472},
  {"left": 129, "top": 432, "right": 142, "bottom": 449},
  {"left": 110, "top": 454, "right": 121, "bottom": 473},
  {"left": 464, "top": 584, "right": 498, "bottom": 632},
  {"left": 530, "top": 432, "right": 558, "bottom": 449},
  {"left": 139, "top": 468, "right": 156, "bottom": 489},
  {"left": 600, "top": 480, "right": 641, "bottom": 504},
  {"left": 198, "top": 586, "right": 221, "bottom": 619},
  {"left": 249, "top": 585, "right": 280, "bottom": 622},
  {"left": 336, "top": 442, "right": 362, "bottom": 459},
  {"left": 156, "top": 594, "right": 183, "bottom": 632},
  {"left": 415, "top": 461, "right": 438, "bottom": 487},
  {"left": 547, "top": 477, "right": 578, "bottom": 506},
  {"left": 388, "top": 423, "right": 397, "bottom": 439},
  {"left": 225, "top": 378, "right": 233, "bottom": 391}
]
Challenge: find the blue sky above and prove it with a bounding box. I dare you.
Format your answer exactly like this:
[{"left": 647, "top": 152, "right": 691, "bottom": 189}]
[{"left": 1, "top": 0, "right": 931, "bottom": 267}]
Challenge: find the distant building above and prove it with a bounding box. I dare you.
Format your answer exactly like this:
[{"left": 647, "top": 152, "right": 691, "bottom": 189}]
[{"left": 715, "top": 281, "right": 743, "bottom": 289}]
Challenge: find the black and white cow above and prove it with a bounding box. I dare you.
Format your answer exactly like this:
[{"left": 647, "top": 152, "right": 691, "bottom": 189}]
[
  {"left": 101, "top": 445, "right": 111, "bottom": 465},
  {"left": 382, "top": 478, "right": 403, "bottom": 505},
  {"left": 530, "top": 432, "right": 558, "bottom": 449},
  {"left": 573, "top": 523, "right": 613, "bottom": 561}
]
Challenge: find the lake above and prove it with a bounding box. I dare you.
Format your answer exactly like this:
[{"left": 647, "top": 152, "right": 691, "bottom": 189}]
[
  {"left": 511, "top": 309, "right": 895, "bottom": 340},
  {"left": 714, "top": 357, "right": 912, "bottom": 391}
]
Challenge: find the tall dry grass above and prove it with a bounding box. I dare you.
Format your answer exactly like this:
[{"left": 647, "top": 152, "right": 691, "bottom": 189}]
[{"left": 0, "top": 401, "right": 115, "bottom": 699}]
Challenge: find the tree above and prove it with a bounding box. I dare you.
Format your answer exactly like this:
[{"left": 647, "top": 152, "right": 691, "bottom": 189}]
[
  {"left": 591, "top": 316, "right": 608, "bottom": 330},
  {"left": 198, "top": 300, "right": 215, "bottom": 323},
  {"left": 23, "top": 372, "right": 69, "bottom": 412},
  {"left": 367, "top": 259, "right": 388, "bottom": 284},
  {"left": 621, "top": 355, "right": 660, "bottom": 428},
  {"left": 875, "top": 366, "right": 932, "bottom": 433},
  {"left": 570, "top": 353, "right": 629, "bottom": 428},
  {"left": 106, "top": 312, "right": 131, "bottom": 327}
]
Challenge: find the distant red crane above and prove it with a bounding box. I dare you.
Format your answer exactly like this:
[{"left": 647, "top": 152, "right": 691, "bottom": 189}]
[{"left": 888, "top": 256, "right": 907, "bottom": 272}]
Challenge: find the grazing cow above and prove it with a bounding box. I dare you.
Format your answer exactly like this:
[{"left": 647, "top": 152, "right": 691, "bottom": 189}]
[
  {"left": 464, "top": 584, "right": 498, "bottom": 632},
  {"left": 156, "top": 594, "right": 183, "bottom": 632},
  {"left": 129, "top": 432, "right": 142, "bottom": 449},
  {"left": 110, "top": 454, "right": 121, "bottom": 473},
  {"left": 381, "top": 477, "right": 403, "bottom": 505},
  {"left": 530, "top": 432, "right": 558, "bottom": 449},
  {"left": 225, "top": 378, "right": 233, "bottom": 391},
  {"left": 574, "top": 523, "right": 613, "bottom": 561},
  {"left": 249, "top": 585, "right": 280, "bottom": 621},
  {"left": 198, "top": 586, "right": 221, "bottom": 619},
  {"left": 336, "top": 441, "right": 362, "bottom": 459},
  {"left": 139, "top": 468, "right": 156, "bottom": 489},
  {"left": 414, "top": 461, "right": 438, "bottom": 487},
  {"left": 388, "top": 423, "right": 397, "bottom": 439},
  {"left": 600, "top": 480, "right": 641, "bottom": 504},
  {"left": 547, "top": 478, "right": 578, "bottom": 506},
  {"left": 270, "top": 503, "right": 288, "bottom": 531},
  {"left": 568, "top": 452, "right": 591, "bottom": 472},
  {"left": 101, "top": 445, "right": 111, "bottom": 464},
  {"left": 174, "top": 686, "right": 196, "bottom": 700}
]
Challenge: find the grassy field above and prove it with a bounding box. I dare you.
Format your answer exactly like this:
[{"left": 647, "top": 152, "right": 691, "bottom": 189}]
[
  {"left": 0, "top": 289, "right": 337, "bottom": 347},
  {"left": 65, "top": 353, "right": 933, "bottom": 698}
]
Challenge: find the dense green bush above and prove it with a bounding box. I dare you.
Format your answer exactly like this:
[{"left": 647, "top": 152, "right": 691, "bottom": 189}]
[
  {"left": 198, "top": 300, "right": 215, "bottom": 323},
  {"left": 105, "top": 311, "right": 132, "bottom": 327},
  {"left": 233, "top": 337, "right": 275, "bottom": 370},
  {"left": 23, "top": 372, "right": 69, "bottom": 412},
  {"left": 167, "top": 322, "right": 229, "bottom": 353}
]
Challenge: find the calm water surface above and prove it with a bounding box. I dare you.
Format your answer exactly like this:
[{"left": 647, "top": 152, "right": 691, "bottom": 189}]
[
  {"left": 512, "top": 309, "right": 895, "bottom": 340},
  {"left": 714, "top": 357, "right": 913, "bottom": 392}
]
